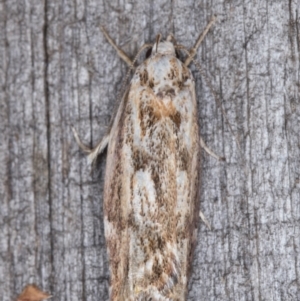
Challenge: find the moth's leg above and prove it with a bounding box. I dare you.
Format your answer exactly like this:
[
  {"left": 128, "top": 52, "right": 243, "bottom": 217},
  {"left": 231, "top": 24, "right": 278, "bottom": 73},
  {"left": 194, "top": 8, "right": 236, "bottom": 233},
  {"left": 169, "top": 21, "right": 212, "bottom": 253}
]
[
  {"left": 100, "top": 26, "right": 134, "bottom": 68},
  {"left": 199, "top": 211, "right": 211, "bottom": 230},
  {"left": 200, "top": 136, "right": 225, "bottom": 161},
  {"left": 72, "top": 127, "right": 110, "bottom": 164},
  {"left": 184, "top": 16, "right": 216, "bottom": 67},
  {"left": 87, "top": 134, "right": 110, "bottom": 163}
]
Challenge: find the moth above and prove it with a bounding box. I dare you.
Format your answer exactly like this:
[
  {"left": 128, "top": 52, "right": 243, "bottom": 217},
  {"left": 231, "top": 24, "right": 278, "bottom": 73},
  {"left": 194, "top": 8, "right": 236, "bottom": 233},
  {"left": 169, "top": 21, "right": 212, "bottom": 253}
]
[{"left": 73, "top": 17, "right": 223, "bottom": 301}]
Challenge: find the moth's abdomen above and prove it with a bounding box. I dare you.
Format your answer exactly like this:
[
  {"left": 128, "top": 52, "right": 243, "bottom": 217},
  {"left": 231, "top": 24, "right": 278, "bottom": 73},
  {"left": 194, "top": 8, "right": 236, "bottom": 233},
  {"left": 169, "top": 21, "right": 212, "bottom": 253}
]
[{"left": 104, "top": 54, "right": 200, "bottom": 301}]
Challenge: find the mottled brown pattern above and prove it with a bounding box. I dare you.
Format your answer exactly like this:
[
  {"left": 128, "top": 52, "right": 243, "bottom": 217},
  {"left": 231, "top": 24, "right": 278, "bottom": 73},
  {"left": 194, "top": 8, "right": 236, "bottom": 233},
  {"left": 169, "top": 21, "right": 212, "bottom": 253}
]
[
  {"left": 169, "top": 111, "right": 181, "bottom": 128},
  {"left": 103, "top": 41, "right": 200, "bottom": 301},
  {"left": 150, "top": 97, "right": 177, "bottom": 120},
  {"left": 139, "top": 100, "right": 159, "bottom": 136},
  {"left": 132, "top": 148, "right": 151, "bottom": 171},
  {"left": 139, "top": 68, "right": 149, "bottom": 86},
  {"left": 148, "top": 78, "right": 154, "bottom": 89}
]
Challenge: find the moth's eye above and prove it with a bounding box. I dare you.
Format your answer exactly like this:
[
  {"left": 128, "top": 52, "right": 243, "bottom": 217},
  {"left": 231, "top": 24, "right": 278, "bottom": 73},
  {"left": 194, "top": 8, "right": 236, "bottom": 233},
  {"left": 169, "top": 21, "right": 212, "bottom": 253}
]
[{"left": 145, "top": 47, "right": 152, "bottom": 59}]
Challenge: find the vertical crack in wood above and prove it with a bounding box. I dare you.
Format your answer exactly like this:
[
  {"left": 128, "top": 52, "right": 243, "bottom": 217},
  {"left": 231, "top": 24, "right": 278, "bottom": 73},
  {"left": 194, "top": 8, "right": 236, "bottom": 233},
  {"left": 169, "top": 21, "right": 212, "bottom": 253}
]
[
  {"left": 42, "top": 0, "right": 54, "bottom": 293},
  {"left": 3, "top": 0, "right": 13, "bottom": 297}
]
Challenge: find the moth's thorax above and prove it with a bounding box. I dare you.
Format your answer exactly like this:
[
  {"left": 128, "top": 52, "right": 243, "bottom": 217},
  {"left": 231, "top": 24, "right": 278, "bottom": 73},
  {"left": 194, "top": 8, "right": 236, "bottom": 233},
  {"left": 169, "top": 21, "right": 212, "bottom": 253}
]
[{"left": 132, "top": 52, "right": 193, "bottom": 100}]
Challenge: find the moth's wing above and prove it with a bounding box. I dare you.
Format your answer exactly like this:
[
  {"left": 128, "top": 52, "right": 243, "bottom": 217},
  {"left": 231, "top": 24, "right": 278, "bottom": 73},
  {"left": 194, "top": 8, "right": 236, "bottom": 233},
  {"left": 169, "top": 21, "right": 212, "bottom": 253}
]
[
  {"left": 102, "top": 87, "right": 132, "bottom": 301},
  {"left": 103, "top": 58, "right": 201, "bottom": 301}
]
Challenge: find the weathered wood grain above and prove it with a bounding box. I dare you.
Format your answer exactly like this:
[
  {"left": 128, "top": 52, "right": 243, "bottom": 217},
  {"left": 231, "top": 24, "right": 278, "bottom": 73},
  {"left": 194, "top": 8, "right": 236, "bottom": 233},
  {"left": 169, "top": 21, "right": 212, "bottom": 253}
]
[{"left": 1, "top": 1, "right": 299, "bottom": 300}]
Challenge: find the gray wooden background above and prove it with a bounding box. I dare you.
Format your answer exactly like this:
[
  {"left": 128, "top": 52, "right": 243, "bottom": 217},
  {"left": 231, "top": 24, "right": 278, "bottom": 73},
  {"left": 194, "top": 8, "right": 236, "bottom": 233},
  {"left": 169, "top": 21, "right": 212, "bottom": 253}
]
[{"left": 1, "top": 1, "right": 299, "bottom": 300}]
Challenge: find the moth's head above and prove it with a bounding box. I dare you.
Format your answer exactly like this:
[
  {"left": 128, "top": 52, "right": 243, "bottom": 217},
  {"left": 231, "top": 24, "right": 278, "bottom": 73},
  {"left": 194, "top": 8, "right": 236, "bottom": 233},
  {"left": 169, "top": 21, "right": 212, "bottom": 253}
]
[{"left": 146, "top": 34, "right": 179, "bottom": 58}]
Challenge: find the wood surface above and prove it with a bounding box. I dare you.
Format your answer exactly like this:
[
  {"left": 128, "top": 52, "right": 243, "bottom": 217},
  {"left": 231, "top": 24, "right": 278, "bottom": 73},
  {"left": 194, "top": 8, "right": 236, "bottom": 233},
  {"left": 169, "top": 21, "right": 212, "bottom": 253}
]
[{"left": 1, "top": 1, "right": 299, "bottom": 300}]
